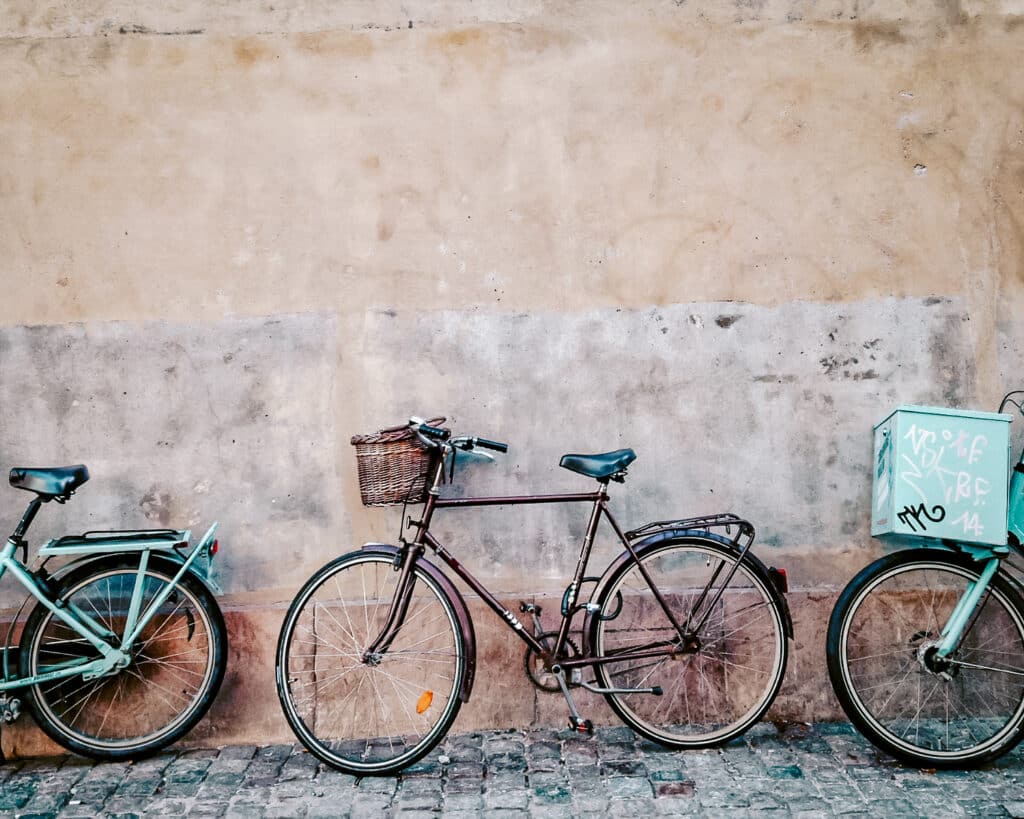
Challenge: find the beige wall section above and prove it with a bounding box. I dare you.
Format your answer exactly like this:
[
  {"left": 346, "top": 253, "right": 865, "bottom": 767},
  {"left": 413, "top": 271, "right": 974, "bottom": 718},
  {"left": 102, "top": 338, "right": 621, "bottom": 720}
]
[
  {"left": 2, "top": 2, "right": 1024, "bottom": 755},
  {"left": 2, "top": 4, "right": 1024, "bottom": 326}
]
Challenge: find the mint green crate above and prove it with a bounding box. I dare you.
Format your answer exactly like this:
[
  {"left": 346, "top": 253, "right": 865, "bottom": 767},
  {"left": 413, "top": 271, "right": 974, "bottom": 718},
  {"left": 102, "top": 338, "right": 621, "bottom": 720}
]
[{"left": 871, "top": 405, "right": 1011, "bottom": 547}]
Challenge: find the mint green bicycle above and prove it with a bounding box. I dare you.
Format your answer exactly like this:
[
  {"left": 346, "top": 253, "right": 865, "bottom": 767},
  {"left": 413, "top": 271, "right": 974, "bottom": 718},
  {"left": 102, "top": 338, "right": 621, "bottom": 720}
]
[
  {"left": 0, "top": 465, "right": 227, "bottom": 760},
  {"left": 827, "top": 393, "right": 1024, "bottom": 768}
]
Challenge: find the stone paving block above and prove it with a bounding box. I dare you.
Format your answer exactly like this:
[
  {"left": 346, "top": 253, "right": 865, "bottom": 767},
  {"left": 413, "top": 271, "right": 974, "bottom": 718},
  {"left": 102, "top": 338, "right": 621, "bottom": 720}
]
[
  {"left": 441, "top": 776, "right": 483, "bottom": 795},
  {"left": 655, "top": 779, "right": 696, "bottom": 797},
  {"left": 530, "top": 782, "right": 572, "bottom": 804},
  {"left": 443, "top": 791, "right": 484, "bottom": 811},
  {"left": 483, "top": 785, "right": 529, "bottom": 810},
  {"left": 445, "top": 760, "right": 484, "bottom": 779},
  {"left": 485, "top": 751, "right": 527, "bottom": 772},
  {"left": 603, "top": 757, "right": 647, "bottom": 777},
  {"left": 264, "top": 799, "right": 309, "bottom": 818},
  {"left": 527, "top": 769, "right": 567, "bottom": 789},
  {"left": 485, "top": 770, "right": 527, "bottom": 791},
  {"left": 605, "top": 775, "right": 654, "bottom": 799}
]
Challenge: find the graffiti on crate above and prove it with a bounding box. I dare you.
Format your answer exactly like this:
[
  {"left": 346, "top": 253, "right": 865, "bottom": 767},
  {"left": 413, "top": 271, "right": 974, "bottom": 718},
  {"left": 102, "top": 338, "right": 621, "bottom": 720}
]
[
  {"left": 895, "top": 503, "right": 946, "bottom": 533},
  {"left": 898, "top": 423, "right": 992, "bottom": 538}
]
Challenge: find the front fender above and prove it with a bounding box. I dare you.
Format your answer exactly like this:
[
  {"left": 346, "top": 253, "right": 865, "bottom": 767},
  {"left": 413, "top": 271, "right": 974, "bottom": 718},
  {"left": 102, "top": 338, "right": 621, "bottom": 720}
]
[
  {"left": 581, "top": 529, "right": 794, "bottom": 652},
  {"left": 360, "top": 543, "right": 477, "bottom": 703}
]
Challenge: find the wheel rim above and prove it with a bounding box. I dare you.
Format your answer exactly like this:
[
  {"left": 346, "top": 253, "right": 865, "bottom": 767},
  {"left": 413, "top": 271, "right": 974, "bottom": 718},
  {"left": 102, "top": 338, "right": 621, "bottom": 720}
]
[
  {"left": 839, "top": 559, "right": 1024, "bottom": 761},
  {"left": 280, "top": 554, "right": 463, "bottom": 772},
  {"left": 595, "top": 542, "right": 786, "bottom": 744},
  {"left": 29, "top": 568, "right": 217, "bottom": 750}
]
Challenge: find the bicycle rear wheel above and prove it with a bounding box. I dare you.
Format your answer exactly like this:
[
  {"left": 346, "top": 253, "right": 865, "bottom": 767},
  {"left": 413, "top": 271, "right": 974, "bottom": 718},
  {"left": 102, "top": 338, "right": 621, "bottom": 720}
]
[
  {"left": 591, "top": 537, "right": 789, "bottom": 747},
  {"left": 276, "top": 551, "right": 468, "bottom": 775},
  {"left": 20, "top": 555, "right": 227, "bottom": 760},
  {"left": 827, "top": 549, "right": 1024, "bottom": 767}
]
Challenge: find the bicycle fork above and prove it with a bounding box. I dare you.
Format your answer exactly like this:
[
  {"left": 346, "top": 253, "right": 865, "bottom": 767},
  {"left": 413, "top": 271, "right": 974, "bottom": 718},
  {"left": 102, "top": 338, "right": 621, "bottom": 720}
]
[
  {"left": 362, "top": 548, "right": 419, "bottom": 664},
  {"left": 932, "top": 556, "right": 1001, "bottom": 663}
]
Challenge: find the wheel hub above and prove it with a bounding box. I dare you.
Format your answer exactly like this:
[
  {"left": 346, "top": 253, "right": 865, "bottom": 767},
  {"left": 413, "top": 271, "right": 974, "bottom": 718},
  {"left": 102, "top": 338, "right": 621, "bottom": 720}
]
[
  {"left": 672, "top": 634, "right": 702, "bottom": 657},
  {"left": 917, "top": 642, "right": 958, "bottom": 680}
]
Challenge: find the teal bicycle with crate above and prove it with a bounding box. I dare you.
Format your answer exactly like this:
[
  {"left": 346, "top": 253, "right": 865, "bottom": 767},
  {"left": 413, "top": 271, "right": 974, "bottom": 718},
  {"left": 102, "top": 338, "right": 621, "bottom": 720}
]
[
  {"left": 0, "top": 465, "right": 227, "bottom": 760},
  {"left": 827, "top": 394, "right": 1024, "bottom": 767}
]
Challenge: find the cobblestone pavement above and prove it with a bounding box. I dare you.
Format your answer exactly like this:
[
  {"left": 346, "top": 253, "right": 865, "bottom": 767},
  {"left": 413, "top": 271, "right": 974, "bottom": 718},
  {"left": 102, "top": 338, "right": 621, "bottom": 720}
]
[{"left": 1, "top": 723, "right": 1023, "bottom": 817}]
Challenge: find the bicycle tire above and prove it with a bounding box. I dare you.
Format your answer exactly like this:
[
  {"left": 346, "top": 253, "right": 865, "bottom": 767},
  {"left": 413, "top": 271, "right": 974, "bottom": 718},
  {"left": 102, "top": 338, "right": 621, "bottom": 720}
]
[
  {"left": 20, "top": 554, "right": 227, "bottom": 760},
  {"left": 276, "top": 551, "right": 468, "bottom": 775},
  {"left": 827, "top": 548, "right": 1024, "bottom": 768},
  {"left": 590, "top": 536, "right": 789, "bottom": 747}
]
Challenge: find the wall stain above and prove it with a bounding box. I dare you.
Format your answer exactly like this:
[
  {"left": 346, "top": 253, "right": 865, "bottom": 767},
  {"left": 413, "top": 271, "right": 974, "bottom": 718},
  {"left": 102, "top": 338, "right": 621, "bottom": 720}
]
[
  {"left": 850, "top": 21, "right": 906, "bottom": 50},
  {"left": 233, "top": 38, "right": 274, "bottom": 67},
  {"left": 715, "top": 315, "right": 742, "bottom": 328},
  {"left": 140, "top": 488, "right": 173, "bottom": 526},
  {"left": 296, "top": 31, "right": 373, "bottom": 59}
]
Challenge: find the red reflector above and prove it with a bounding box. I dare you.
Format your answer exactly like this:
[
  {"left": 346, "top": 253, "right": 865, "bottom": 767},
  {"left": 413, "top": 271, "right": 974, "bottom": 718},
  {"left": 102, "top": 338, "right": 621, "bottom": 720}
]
[
  {"left": 768, "top": 566, "right": 788, "bottom": 594},
  {"left": 210, "top": 539, "right": 219, "bottom": 555}
]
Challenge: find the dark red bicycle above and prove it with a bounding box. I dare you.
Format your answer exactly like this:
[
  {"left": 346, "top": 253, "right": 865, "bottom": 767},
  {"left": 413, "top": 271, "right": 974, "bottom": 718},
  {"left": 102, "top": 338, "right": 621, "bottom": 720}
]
[{"left": 276, "top": 418, "right": 792, "bottom": 775}]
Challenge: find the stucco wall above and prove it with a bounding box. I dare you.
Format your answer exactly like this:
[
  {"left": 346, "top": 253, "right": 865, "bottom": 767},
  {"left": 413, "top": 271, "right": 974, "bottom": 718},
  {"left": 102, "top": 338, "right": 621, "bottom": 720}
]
[{"left": 2, "top": 0, "right": 1024, "bottom": 756}]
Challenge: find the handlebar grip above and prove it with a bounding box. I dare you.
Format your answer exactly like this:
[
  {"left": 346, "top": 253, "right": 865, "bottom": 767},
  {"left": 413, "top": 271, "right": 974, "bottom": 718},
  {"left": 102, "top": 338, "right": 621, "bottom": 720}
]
[
  {"left": 418, "top": 423, "right": 451, "bottom": 441},
  {"left": 476, "top": 437, "right": 508, "bottom": 453}
]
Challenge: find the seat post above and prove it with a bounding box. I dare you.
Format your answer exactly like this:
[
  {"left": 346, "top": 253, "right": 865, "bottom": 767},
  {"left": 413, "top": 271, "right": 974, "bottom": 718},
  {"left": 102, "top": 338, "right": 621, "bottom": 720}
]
[{"left": 11, "top": 497, "right": 43, "bottom": 544}]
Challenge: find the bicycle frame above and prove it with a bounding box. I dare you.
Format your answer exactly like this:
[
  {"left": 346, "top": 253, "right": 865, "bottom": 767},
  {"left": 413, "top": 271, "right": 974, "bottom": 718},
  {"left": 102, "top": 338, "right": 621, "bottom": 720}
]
[
  {"left": 0, "top": 523, "right": 219, "bottom": 691},
  {"left": 367, "top": 457, "right": 755, "bottom": 674}
]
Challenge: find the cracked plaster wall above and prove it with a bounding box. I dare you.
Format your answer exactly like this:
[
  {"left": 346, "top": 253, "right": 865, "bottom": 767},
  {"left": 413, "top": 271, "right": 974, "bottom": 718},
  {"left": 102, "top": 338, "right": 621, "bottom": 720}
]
[{"left": 1, "top": 0, "right": 1024, "bottom": 751}]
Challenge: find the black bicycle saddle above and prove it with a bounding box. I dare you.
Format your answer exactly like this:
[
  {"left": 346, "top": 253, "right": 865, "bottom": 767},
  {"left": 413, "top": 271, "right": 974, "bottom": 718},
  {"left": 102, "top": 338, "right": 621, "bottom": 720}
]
[
  {"left": 559, "top": 449, "right": 637, "bottom": 480},
  {"left": 9, "top": 465, "right": 90, "bottom": 498}
]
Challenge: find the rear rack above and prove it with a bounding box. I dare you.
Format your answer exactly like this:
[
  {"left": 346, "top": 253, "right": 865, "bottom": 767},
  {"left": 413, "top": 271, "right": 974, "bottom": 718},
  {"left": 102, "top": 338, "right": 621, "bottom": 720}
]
[
  {"left": 625, "top": 513, "right": 755, "bottom": 545},
  {"left": 49, "top": 529, "right": 186, "bottom": 549}
]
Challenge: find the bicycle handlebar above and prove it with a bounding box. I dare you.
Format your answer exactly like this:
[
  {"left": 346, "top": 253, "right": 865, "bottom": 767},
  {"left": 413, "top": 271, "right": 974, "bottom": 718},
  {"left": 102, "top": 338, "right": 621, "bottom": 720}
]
[
  {"left": 474, "top": 437, "right": 509, "bottom": 453},
  {"left": 409, "top": 418, "right": 509, "bottom": 455},
  {"left": 417, "top": 423, "right": 451, "bottom": 441}
]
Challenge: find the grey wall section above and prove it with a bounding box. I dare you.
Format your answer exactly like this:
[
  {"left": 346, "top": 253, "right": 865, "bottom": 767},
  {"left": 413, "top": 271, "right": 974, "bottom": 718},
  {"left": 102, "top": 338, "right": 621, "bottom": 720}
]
[
  {"left": 0, "top": 297, "right": 975, "bottom": 598},
  {"left": 0, "top": 313, "right": 340, "bottom": 606},
  {"left": 349, "top": 297, "right": 976, "bottom": 587}
]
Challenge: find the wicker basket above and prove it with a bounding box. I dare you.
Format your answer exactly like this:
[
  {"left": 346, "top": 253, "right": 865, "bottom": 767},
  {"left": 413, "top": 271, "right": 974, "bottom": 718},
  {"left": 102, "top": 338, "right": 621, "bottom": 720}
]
[{"left": 350, "top": 419, "right": 446, "bottom": 506}]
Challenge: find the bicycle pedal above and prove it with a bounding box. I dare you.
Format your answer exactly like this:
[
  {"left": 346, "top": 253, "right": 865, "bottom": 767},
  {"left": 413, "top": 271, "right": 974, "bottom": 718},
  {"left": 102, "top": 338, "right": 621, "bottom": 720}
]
[{"left": 568, "top": 717, "right": 593, "bottom": 735}]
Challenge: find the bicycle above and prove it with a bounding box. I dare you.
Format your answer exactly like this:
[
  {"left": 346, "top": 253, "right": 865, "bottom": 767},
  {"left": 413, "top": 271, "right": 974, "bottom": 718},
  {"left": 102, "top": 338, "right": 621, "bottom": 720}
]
[
  {"left": 276, "top": 417, "right": 792, "bottom": 775},
  {"left": 827, "top": 392, "right": 1024, "bottom": 768},
  {"left": 0, "top": 464, "right": 228, "bottom": 760}
]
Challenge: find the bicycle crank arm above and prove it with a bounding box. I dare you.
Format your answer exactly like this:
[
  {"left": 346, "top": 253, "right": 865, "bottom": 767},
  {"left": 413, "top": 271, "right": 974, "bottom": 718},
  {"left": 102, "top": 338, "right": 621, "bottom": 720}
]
[{"left": 578, "top": 680, "right": 663, "bottom": 696}]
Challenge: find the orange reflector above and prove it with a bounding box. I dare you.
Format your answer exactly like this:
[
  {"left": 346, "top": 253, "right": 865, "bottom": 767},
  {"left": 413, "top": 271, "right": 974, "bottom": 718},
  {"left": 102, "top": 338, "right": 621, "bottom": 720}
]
[{"left": 416, "top": 691, "right": 433, "bottom": 714}]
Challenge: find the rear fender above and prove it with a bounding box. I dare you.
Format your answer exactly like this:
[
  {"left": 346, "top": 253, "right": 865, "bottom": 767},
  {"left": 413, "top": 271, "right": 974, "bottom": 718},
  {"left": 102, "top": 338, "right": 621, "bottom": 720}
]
[
  {"left": 50, "top": 549, "right": 222, "bottom": 597},
  {"left": 581, "top": 529, "right": 794, "bottom": 653},
  {"left": 360, "top": 543, "right": 477, "bottom": 703}
]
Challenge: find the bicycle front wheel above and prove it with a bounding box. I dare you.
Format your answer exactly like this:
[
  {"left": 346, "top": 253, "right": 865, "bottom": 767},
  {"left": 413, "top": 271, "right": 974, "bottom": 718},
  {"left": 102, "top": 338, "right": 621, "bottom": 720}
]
[
  {"left": 827, "top": 549, "right": 1024, "bottom": 768},
  {"left": 276, "top": 551, "right": 468, "bottom": 776},
  {"left": 591, "top": 537, "right": 789, "bottom": 747},
  {"left": 20, "top": 555, "right": 227, "bottom": 760}
]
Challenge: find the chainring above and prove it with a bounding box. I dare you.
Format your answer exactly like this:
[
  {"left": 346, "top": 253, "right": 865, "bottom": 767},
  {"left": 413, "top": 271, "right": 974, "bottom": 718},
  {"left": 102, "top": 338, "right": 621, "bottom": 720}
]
[{"left": 524, "top": 631, "right": 580, "bottom": 692}]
